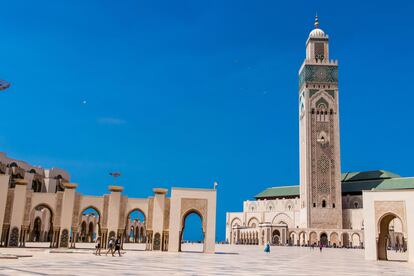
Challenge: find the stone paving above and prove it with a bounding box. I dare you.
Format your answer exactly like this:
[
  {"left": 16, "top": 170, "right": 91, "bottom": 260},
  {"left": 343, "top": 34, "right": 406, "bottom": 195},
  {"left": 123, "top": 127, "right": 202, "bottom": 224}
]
[{"left": 0, "top": 244, "right": 413, "bottom": 275}]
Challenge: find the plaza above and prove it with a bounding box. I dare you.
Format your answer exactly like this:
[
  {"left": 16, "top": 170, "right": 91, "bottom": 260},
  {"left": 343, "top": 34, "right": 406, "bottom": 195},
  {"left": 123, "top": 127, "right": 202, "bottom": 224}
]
[{"left": 1, "top": 244, "right": 413, "bottom": 275}]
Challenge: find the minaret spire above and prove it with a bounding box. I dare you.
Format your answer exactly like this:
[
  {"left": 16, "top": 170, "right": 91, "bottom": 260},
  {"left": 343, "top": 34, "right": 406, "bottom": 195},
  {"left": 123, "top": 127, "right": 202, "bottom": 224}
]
[{"left": 314, "top": 14, "right": 319, "bottom": 29}]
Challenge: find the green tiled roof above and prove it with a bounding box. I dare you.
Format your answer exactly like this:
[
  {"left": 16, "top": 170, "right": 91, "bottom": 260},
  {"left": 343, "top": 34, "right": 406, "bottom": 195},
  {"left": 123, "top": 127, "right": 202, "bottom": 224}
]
[
  {"left": 341, "top": 170, "right": 401, "bottom": 182},
  {"left": 255, "top": 186, "right": 300, "bottom": 198},
  {"left": 255, "top": 170, "right": 414, "bottom": 199}
]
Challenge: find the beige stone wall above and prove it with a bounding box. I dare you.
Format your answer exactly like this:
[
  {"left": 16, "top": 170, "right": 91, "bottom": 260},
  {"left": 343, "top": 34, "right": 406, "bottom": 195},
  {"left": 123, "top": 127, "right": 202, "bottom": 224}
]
[{"left": 363, "top": 190, "right": 414, "bottom": 263}]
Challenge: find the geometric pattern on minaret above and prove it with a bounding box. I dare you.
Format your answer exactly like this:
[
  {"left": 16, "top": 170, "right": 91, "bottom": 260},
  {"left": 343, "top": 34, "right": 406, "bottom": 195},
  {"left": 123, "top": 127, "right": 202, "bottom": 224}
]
[{"left": 299, "top": 16, "right": 343, "bottom": 229}]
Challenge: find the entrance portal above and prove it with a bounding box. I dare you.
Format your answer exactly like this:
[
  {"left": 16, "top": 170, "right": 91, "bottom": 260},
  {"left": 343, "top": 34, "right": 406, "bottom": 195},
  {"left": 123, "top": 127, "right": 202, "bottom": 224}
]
[
  {"left": 378, "top": 214, "right": 407, "bottom": 261},
  {"left": 320, "top": 233, "right": 328, "bottom": 247},
  {"left": 272, "top": 230, "right": 281, "bottom": 245},
  {"left": 180, "top": 211, "right": 204, "bottom": 252}
]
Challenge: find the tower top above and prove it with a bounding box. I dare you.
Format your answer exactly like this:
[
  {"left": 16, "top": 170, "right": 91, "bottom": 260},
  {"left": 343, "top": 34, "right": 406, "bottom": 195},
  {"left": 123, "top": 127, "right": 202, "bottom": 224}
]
[
  {"left": 314, "top": 14, "right": 319, "bottom": 28},
  {"left": 309, "top": 15, "right": 326, "bottom": 39}
]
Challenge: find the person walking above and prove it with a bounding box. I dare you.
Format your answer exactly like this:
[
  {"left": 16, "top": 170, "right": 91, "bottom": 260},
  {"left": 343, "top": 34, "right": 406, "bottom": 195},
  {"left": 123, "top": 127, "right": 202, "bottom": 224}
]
[
  {"left": 113, "top": 237, "right": 122, "bottom": 257},
  {"left": 94, "top": 237, "right": 101, "bottom": 255},
  {"left": 264, "top": 242, "right": 270, "bottom": 253},
  {"left": 106, "top": 238, "right": 114, "bottom": 256},
  {"left": 319, "top": 243, "right": 323, "bottom": 252}
]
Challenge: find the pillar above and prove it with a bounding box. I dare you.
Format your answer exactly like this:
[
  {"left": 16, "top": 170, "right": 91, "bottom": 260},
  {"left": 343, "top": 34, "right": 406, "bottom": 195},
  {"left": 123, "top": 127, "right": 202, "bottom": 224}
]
[
  {"left": 0, "top": 174, "right": 10, "bottom": 245},
  {"left": 151, "top": 188, "right": 167, "bottom": 251},
  {"left": 59, "top": 183, "right": 77, "bottom": 248},
  {"left": 8, "top": 179, "right": 28, "bottom": 247},
  {"left": 107, "top": 186, "right": 123, "bottom": 239}
]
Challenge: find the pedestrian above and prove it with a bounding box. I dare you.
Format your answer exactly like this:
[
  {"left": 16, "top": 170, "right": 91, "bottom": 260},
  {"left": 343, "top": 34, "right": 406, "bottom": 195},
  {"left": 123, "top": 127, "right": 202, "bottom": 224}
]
[
  {"left": 95, "top": 237, "right": 101, "bottom": 255},
  {"left": 106, "top": 238, "right": 114, "bottom": 256},
  {"left": 264, "top": 242, "right": 270, "bottom": 253},
  {"left": 319, "top": 244, "right": 323, "bottom": 252},
  {"left": 113, "top": 237, "right": 122, "bottom": 257}
]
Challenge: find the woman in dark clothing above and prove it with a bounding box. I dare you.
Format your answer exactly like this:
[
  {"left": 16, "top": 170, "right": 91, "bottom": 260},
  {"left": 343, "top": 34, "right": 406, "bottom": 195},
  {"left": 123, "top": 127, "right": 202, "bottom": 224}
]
[{"left": 113, "top": 237, "right": 122, "bottom": 257}]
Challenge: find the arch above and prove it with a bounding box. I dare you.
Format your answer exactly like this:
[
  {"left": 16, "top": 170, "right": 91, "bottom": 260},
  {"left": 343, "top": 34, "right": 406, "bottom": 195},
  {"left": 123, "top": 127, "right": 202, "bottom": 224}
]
[
  {"left": 230, "top": 217, "right": 242, "bottom": 229},
  {"left": 330, "top": 232, "right": 339, "bottom": 247},
  {"left": 309, "top": 232, "right": 318, "bottom": 245},
  {"left": 289, "top": 231, "right": 297, "bottom": 246},
  {"left": 247, "top": 217, "right": 260, "bottom": 228},
  {"left": 320, "top": 232, "right": 328, "bottom": 246},
  {"left": 352, "top": 233, "right": 361, "bottom": 248},
  {"left": 79, "top": 206, "right": 101, "bottom": 243},
  {"left": 124, "top": 208, "right": 146, "bottom": 243},
  {"left": 377, "top": 212, "right": 406, "bottom": 261},
  {"left": 179, "top": 209, "right": 204, "bottom": 252},
  {"left": 271, "top": 213, "right": 293, "bottom": 227},
  {"left": 299, "top": 231, "right": 307, "bottom": 246},
  {"left": 272, "top": 230, "right": 281, "bottom": 245},
  {"left": 28, "top": 203, "right": 54, "bottom": 247}
]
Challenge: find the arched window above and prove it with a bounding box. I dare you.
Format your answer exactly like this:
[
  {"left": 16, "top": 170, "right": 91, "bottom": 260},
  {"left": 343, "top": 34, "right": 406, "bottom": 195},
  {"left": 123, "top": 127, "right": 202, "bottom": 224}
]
[
  {"left": 353, "top": 202, "right": 359, "bottom": 209},
  {"left": 313, "top": 203, "right": 316, "bottom": 208},
  {"left": 322, "top": 200, "right": 327, "bottom": 208}
]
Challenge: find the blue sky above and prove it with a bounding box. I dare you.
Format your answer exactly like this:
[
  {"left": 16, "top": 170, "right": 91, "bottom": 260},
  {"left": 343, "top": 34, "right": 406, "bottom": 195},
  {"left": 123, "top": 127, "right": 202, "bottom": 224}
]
[{"left": 1, "top": 0, "right": 413, "bottom": 241}]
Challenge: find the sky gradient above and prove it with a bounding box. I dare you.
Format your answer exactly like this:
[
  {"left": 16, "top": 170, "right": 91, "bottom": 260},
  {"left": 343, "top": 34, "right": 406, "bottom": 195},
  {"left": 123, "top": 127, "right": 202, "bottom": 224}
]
[{"left": 1, "top": 0, "right": 413, "bottom": 241}]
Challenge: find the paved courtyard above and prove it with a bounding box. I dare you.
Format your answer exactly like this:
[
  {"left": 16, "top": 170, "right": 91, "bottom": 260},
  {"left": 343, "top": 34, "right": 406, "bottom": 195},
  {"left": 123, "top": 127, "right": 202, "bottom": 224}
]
[{"left": 0, "top": 244, "right": 413, "bottom": 275}]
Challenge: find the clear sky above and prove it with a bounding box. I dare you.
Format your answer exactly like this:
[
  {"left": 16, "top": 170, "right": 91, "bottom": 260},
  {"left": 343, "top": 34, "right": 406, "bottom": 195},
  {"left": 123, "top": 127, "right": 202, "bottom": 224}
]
[{"left": 1, "top": 0, "right": 413, "bottom": 241}]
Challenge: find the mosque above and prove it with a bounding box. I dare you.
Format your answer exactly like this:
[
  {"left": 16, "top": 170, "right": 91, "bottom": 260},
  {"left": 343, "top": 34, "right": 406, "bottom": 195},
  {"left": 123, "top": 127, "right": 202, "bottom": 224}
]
[{"left": 225, "top": 17, "right": 414, "bottom": 262}]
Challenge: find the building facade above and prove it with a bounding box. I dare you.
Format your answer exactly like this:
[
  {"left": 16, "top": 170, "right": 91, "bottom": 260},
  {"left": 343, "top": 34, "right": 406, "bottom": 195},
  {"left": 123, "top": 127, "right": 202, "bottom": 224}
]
[
  {"left": 0, "top": 153, "right": 217, "bottom": 253},
  {"left": 226, "top": 18, "right": 413, "bottom": 255}
]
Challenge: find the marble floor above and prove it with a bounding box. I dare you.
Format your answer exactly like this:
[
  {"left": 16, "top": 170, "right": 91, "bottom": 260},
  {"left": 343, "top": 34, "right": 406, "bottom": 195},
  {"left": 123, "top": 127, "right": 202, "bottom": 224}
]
[{"left": 0, "top": 244, "right": 413, "bottom": 275}]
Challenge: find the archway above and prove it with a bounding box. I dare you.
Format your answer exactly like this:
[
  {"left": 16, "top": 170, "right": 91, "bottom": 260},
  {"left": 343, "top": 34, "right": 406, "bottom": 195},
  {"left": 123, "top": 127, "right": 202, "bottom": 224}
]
[
  {"left": 309, "top": 232, "right": 318, "bottom": 246},
  {"left": 330, "top": 232, "right": 339, "bottom": 247},
  {"left": 27, "top": 204, "right": 54, "bottom": 248},
  {"left": 230, "top": 217, "right": 242, "bottom": 244},
  {"left": 289, "top": 232, "right": 297, "bottom": 246},
  {"left": 352, "top": 233, "right": 361, "bottom": 248},
  {"left": 179, "top": 210, "right": 204, "bottom": 253},
  {"left": 378, "top": 214, "right": 407, "bottom": 261},
  {"left": 272, "top": 230, "right": 281, "bottom": 245},
  {"left": 299, "top": 232, "right": 307, "bottom": 246},
  {"left": 124, "top": 209, "right": 146, "bottom": 245},
  {"left": 78, "top": 207, "right": 100, "bottom": 243},
  {"left": 320, "top": 233, "right": 328, "bottom": 247}
]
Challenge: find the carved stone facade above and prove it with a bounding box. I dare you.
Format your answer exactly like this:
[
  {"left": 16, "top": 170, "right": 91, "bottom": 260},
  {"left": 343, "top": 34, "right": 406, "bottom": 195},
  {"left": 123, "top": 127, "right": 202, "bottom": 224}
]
[
  {"left": 299, "top": 18, "right": 342, "bottom": 229},
  {"left": 0, "top": 166, "right": 217, "bottom": 253}
]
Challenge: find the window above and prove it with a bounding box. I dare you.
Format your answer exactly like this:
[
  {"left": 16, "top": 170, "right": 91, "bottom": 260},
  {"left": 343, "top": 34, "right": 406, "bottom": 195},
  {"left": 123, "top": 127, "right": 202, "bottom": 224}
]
[
  {"left": 333, "top": 203, "right": 336, "bottom": 208},
  {"left": 322, "top": 200, "right": 327, "bottom": 208},
  {"left": 313, "top": 203, "right": 316, "bottom": 208},
  {"left": 353, "top": 202, "right": 359, "bottom": 209}
]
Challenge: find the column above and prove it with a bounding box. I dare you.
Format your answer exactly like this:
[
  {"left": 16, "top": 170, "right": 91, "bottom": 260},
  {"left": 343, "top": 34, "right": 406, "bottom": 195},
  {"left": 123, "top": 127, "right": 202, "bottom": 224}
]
[
  {"left": 59, "top": 183, "right": 77, "bottom": 248},
  {"left": 8, "top": 179, "right": 28, "bottom": 247},
  {"left": 0, "top": 174, "right": 10, "bottom": 244}
]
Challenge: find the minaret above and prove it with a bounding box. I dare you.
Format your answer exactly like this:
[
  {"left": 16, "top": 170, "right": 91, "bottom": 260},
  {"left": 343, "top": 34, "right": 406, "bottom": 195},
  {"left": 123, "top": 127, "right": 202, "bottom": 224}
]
[{"left": 299, "top": 16, "right": 342, "bottom": 229}]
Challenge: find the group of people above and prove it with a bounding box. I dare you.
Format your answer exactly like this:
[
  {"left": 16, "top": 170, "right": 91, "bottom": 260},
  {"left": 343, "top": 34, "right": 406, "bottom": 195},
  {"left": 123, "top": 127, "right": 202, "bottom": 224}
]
[{"left": 94, "top": 236, "right": 122, "bottom": 256}]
